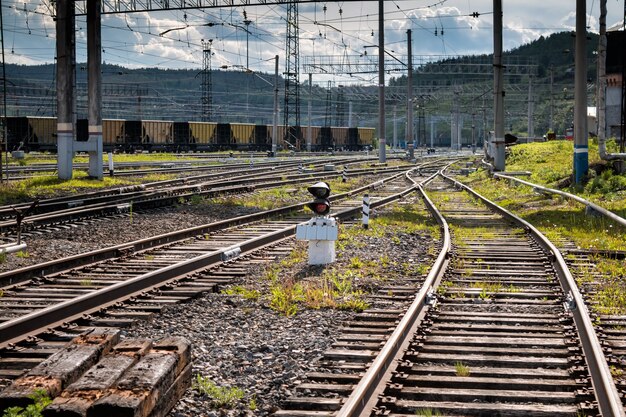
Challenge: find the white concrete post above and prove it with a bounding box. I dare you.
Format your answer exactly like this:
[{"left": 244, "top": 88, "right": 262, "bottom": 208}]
[
  {"left": 108, "top": 152, "right": 114, "bottom": 176},
  {"left": 362, "top": 194, "right": 370, "bottom": 229}
]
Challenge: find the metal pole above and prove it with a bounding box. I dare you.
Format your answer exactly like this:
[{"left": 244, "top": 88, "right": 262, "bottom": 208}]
[
  {"left": 0, "top": 0, "right": 6, "bottom": 183},
  {"left": 56, "top": 0, "right": 75, "bottom": 180},
  {"left": 348, "top": 101, "right": 353, "bottom": 127},
  {"left": 244, "top": 19, "right": 251, "bottom": 123},
  {"left": 549, "top": 66, "right": 554, "bottom": 132},
  {"left": 527, "top": 75, "right": 534, "bottom": 139},
  {"left": 378, "top": 0, "right": 386, "bottom": 162},
  {"left": 307, "top": 73, "right": 312, "bottom": 152},
  {"left": 472, "top": 113, "right": 476, "bottom": 153},
  {"left": 272, "top": 55, "right": 279, "bottom": 157},
  {"left": 406, "top": 29, "right": 414, "bottom": 159},
  {"left": 87, "top": 0, "right": 103, "bottom": 179},
  {"left": 430, "top": 117, "right": 434, "bottom": 149},
  {"left": 393, "top": 105, "right": 397, "bottom": 150},
  {"left": 493, "top": 0, "right": 505, "bottom": 171},
  {"left": 573, "top": 0, "right": 589, "bottom": 184},
  {"left": 482, "top": 95, "right": 487, "bottom": 150}
]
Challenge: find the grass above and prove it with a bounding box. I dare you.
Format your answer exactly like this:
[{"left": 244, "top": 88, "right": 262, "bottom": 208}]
[
  {"left": 225, "top": 191, "right": 438, "bottom": 317},
  {"left": 0, "top": 171, "right": 177, "bottom": 203},
  {"left": 462, "top": 140, "right": 626, "bottom": 315},
  {"left": 415, "top": 408, "right": 443, "bottom": 417},
  {"left": 455, "top": 361, "right": 471, "bottom": 377},
  {"left": 222, "top": 285, "right": 260, "bottom": 301},
  {"left": 269, "top": 278, "right": 304, "bottom": 316},
  {"left": 192, "top": 374, "right": 245, "bottom": 409},
  {"left": 2, "top": 389, "right": 51, "bottom": 417}
]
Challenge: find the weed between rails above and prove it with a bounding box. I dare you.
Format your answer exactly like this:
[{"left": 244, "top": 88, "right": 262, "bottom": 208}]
[
  {"left": 192, "top": 374, "right": 255, "bottom": 410},
  {"left": 226, "top": 201, "right": 438, "bottom": 317},
  {"left": 2, "top": 389, "right": 51, "bottom": 417}
]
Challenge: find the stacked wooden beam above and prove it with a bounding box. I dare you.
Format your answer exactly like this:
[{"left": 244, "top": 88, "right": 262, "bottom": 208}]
[{"left": 0, "top": 329, "right": 191, "bottom": 417}]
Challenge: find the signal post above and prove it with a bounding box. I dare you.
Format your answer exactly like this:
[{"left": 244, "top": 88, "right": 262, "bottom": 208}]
[{"left": 295, "top": 182, "right": 338, "bottom": 265}]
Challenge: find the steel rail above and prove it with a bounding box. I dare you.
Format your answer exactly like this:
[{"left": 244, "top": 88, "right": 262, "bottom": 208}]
[
  {"left": 0, "top": 165, "right": 411, "bottom": 235},
  {"left": 0, "top": 168, "right": 414, "bottom": 287},
  {"left": 440, "top": 171, "right": 626, "bottom": 417},
  {"left": 336, "top": 169, "right": 451, "bottom": 417},
  {"left": 0, "top": 158, "right": 336, "bottom": 215},
  {"left": 0, "top": 174, "right": 423, "bottom": 349},
  {"left": 493, "top": 172, "right": 626, "bottom": 228}
]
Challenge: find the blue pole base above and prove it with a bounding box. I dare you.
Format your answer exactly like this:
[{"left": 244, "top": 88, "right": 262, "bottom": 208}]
[{"left": 573, "top": 146, "right": 588, "bottom": 185}]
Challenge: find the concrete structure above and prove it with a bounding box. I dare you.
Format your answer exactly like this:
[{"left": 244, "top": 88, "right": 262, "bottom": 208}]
[{"left": 606, "top": 74, "right": 623, "bottom": 139}]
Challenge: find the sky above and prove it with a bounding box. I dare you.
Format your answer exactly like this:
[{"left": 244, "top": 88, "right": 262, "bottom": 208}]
[{"left": 1, "top": 0, "right": 624, "bottom": 85}]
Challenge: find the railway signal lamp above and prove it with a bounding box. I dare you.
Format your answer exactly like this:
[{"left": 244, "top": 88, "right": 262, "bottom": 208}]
[
  {"left": 296, "top": 181, "right": 338, "bottom": 265},
  {"left": 306, "top": 182, "right": 331, "bottom": 216}
]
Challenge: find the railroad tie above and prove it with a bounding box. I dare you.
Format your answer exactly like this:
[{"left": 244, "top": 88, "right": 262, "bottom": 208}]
[
  {"left": 0, "top": 328, "right": 121, "bottom": 410},
  {"left": 0, "top": 334, "right": 191, "bottom": 417}
]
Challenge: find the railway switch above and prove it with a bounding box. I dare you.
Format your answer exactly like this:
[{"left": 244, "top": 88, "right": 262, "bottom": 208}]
[{"left": 296, "top": 182, "right": 338, "bottom": 265}]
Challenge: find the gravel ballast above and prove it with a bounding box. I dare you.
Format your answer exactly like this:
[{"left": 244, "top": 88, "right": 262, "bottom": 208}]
[
  {"left": 124, "top": 194, "right": 438, "bottom": 416},
  {"left": 0, "top": 179, "right": 439, "bottom": 416}
]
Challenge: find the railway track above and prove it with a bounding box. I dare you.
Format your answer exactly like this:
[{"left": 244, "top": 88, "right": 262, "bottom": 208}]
[
  {"left": 0, "top": 167, "right": 434, "bottom": 387},
  {"left": 273, "top": 171, "right": 624, "bottom": 417},
  {"left": 0, "top": 161, "right": 417, "bottom": 240},
  {"left": 556, "top": 241, "right": 626, "bottom": 412},
  {"left": 2, "top": 153, "right": 399, "bottom": 180}
]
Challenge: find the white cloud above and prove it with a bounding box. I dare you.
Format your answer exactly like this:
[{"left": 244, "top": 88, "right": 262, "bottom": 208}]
[{"left": 3, "top": 0, "right": 624, "bottom": 76}]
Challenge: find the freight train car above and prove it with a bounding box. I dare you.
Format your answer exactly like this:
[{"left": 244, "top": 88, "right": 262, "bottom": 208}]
[{"left": 3, "top": 116, "right": 376, "bottom": 153}]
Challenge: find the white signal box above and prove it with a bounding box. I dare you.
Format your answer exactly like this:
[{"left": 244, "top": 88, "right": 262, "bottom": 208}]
[
  {"left": 296, "top": 217, "right": 338, "bottom": 265},
  {"left": 296, "top": 217, "right": 338, "bottom": 240}
]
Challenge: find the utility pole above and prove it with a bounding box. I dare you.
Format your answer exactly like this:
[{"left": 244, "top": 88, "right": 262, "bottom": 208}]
[
  {"left": 201, "top": 39, "right": 213, "bottom": 122},
  {"left": 244, "top": 17, "right": 251, "bottom": 123},
  {"left": 378, "top": 0, "right": 386, "bottom": 162},
  {"left": 56, "top": 0, "right": 76, "bottom": 180},
  {"left": 393, "top": 105, "right": 397, "bottom": 149},
  {"left": 452, "top": 88, "right": 460, "bottom": 150},
  {"left": 86, "top": 0, "right": 103, "bottom": 179},
  {"left": 573, "top": 0, "right": 588, "bottom": 184},
  {"left": 0, "top": 0, "right": 7, "bottom": 183},
  {"left": 493, "top": 0, "right": 506, "bottom": 170},
  {"left": 336, "top": 85, "right": 345, "bottom": 127},
  {"left": 549, "top": 66, "right": 554, "bottom": 131},
  {"left": 472, "top": 113, "right": 476, "bottom": 153},
  {"left": 482, "top": 96, "right": 487, "bottom": 150},
  {"left": 307, "top": 73, "right": 312, "bottom": 152},
  {"left": 284, "top": 2, "right": 300, "bottom": 148},
  {"left": 406, "top": 29, "right": 414, "bottom": 159},
  {"left": 527, "top": 75, "right": 534, "bottom": 139},
  {"left": 272, "top": 55, "right": 279, "bottom": 156}
]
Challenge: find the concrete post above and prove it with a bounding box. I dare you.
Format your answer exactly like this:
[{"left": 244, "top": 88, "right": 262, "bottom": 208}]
[
  {"left": 393, "top": 105, "right": 397, "bottom": 150},
  {"left": 307, "top": 73, "right": 312, "bottom": 152},
  {"left": 87, "top": 0, "right": 103, "bottom": 179},
  {"left": 56, "top": 0, "right": 75, "bottom": 180},
  {"left": 493, "top": 0, "right": 506, "bottom": 171},
  {"left": 527, "top": 75, "right": 534, "bottom": 139},
  {"left": 573, "top": 0, "right": 589, "bottom": 184},
  {"left": 407, "top": 29, "right": 414, "bottom": 159},
  {"left": 272, "top": 55, "right": 279, "bottom": 156},
  {"left": 362, "top": 194, "right": 370, "bottom": 229},
  {"left": 378, "top": 0, "right": 386, "bottom": 163},
  {"left": 348, "top": 101, "right": 353, "bottom": 128}
]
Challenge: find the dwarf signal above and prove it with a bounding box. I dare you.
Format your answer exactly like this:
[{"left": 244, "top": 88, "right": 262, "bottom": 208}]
[
  {"left": 296, "top": 181, "right": 338, "bottom": 265},
  {"left": 306, "top": 182, "right": 331, "bottom": 216}
]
